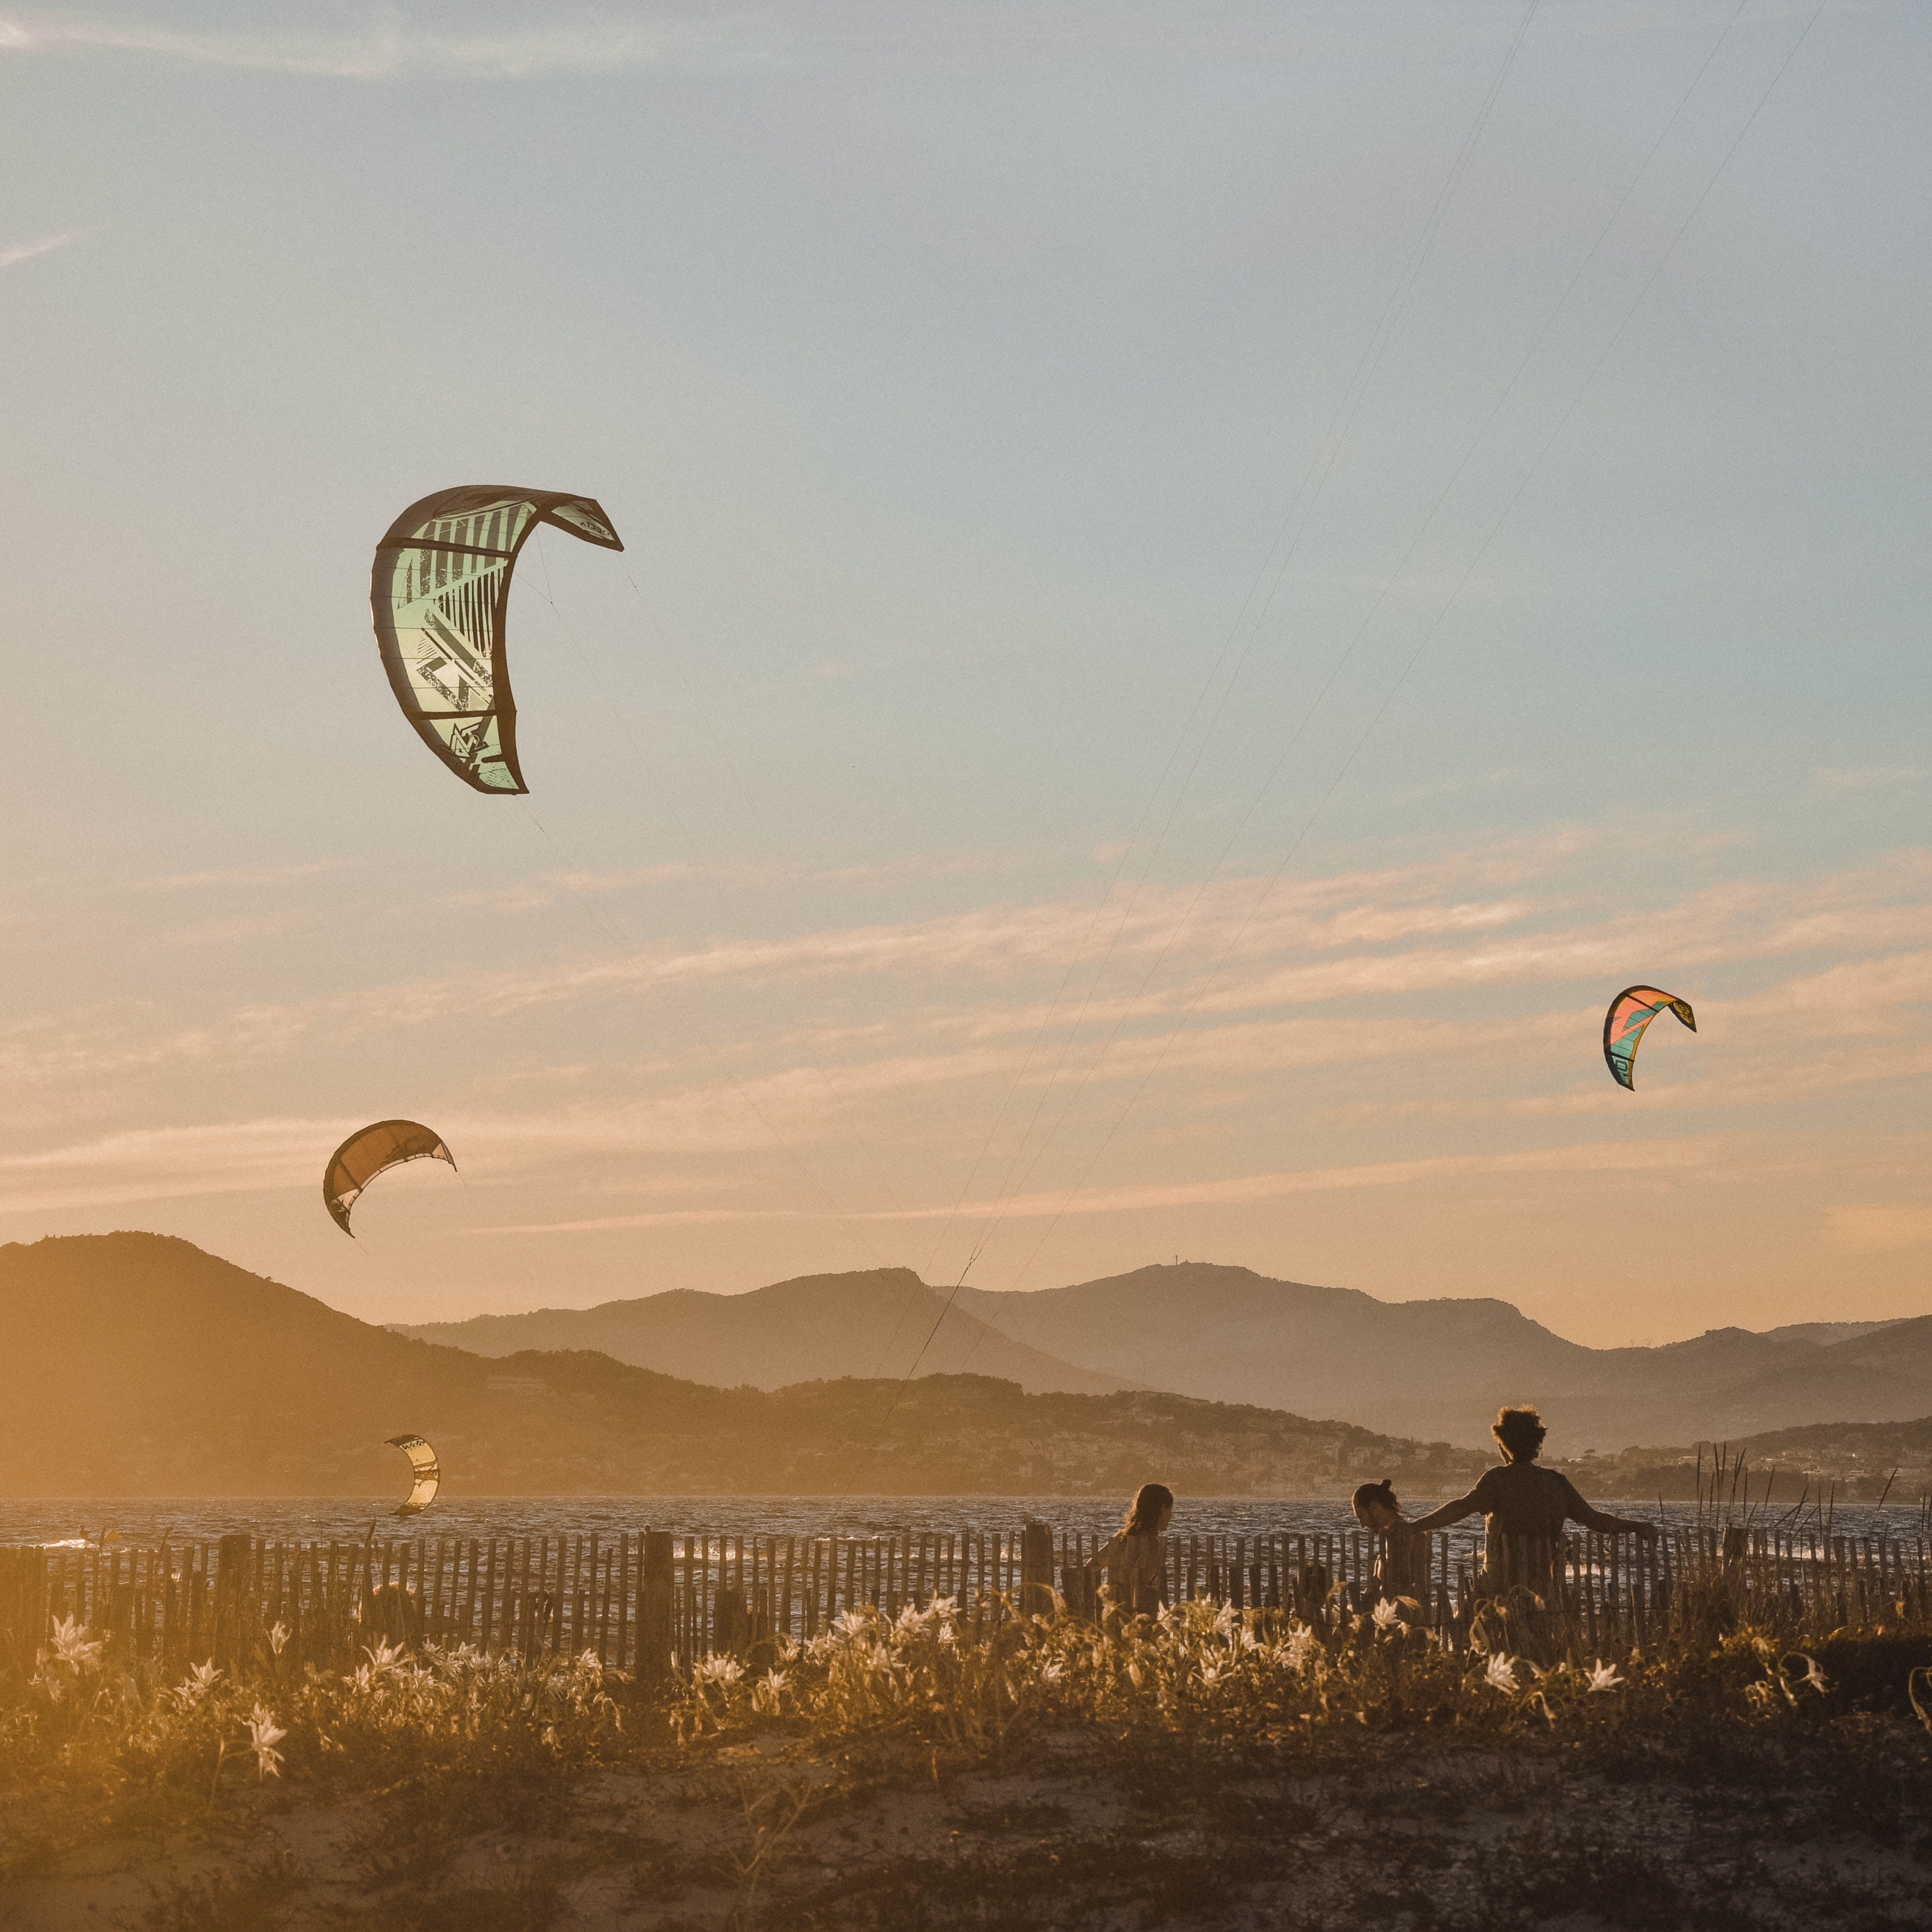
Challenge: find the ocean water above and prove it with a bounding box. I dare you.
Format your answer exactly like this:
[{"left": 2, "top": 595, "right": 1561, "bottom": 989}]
[{"left": 3, "top": 1494, "right": 1922, "bottom": 1552}]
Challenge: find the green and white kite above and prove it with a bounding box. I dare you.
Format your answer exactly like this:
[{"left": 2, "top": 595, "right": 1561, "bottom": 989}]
[{"left": 370, "top": 486, "right": 623, "bottom": 794}]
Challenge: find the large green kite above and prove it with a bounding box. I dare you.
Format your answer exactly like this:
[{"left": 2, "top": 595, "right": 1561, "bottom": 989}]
[{"left": 371, "top": 486, "right": 624, "bottom": 794}]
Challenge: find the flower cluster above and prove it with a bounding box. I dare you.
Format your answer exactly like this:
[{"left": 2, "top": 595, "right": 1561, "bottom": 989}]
[{"left": 2, "top": 1619, "right": 627, "bottom": 1816}]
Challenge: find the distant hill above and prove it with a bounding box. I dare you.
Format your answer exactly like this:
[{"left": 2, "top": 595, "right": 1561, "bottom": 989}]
[
  {"left": 957, "top": 1264, "right": 1930, "bottom": 1451},
  {"left": 394, "top": 1269, "right": 1134, "bottom": 1397},
  {"left": 399, "top": 1258, "right": 1932, "bottom": 1452},
  {"left": 0, "top": 1235, "right": 1483, "bottom": 1498},
  {"left": 1561, "top": 1413, "right": 1932, "bottom": 1503}
]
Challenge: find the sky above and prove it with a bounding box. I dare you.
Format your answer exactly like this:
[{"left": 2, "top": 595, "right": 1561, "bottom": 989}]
[{"left": 3, "top": 0, "right": 1930, "bottom": 1348}]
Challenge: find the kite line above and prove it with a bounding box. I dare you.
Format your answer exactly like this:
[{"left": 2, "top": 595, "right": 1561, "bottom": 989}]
[
  {"left": 974, "top": 0, "right": 1832, "bottom": 1300},
  {"left": 910, "top": 0, "right": 1546, "bottom": 1291},
  {"left": 946, "top": 0, "right": 1772, "bottom": 1283}
]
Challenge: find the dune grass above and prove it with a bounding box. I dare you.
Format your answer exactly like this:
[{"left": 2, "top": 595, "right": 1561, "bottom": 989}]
[{"left": 2, "top": 1582, "right": 1930, "bottom": 1927}]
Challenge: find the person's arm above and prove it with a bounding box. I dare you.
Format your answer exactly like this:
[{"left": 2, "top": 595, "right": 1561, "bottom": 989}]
[
  {"left": 1084, "top": 1531, "right": 1126, "bottom": 1576},
  {"left": 1561, "top": 1477, "right": 1656, "bottom": 1539},
  {"left": 1406, "top": 1489, "right": 1482, "bottom": 1534}
]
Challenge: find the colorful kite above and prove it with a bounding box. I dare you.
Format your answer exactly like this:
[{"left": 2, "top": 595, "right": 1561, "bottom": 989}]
[
  {"left": 386, "top": 1435, "right": 440, "bottom": 1517},
  {"left": 1602, "top": 986, "right": 1696, "bottom": 1090},
  {"left": 323, "top": 1120, "right": 456, "bottom": 1235},
  {"left": 371, "top": 486, "right": 624, "bottom": 794}
]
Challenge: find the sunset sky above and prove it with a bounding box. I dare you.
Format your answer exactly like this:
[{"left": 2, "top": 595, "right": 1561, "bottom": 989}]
[{"left": 4, "top": 0, "right": 1929, "bottom": 1347}]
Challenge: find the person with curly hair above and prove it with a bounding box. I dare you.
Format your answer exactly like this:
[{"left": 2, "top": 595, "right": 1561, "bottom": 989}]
[{"left": 1409, "top": 1406, "right": 1655, "bottom": 1591}]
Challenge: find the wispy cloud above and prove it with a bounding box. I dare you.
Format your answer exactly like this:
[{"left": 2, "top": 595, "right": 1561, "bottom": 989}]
[
  {"left": 1813, "top": 766, "right": 1921, "bottom": 794},
  {"left": 0, "top": 227, "right": 87, "bottom": 270},
  {"left": 140, "top": 859, "right": 348, "bottom": 893},
  {"left": 0, "top": 9, "right": 787, "bottom": 79},
  {"left": 467, "top": 1134, "right": 1748, "bottom": 1235},
  {"left": 1828, "top": 1203, "right": 1932, "bottom": 1254}
]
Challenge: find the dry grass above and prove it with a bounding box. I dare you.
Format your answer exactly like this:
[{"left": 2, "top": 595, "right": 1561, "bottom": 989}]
[{"left": 1, "top": 1586, "right": 1929, "bottom": 1927}]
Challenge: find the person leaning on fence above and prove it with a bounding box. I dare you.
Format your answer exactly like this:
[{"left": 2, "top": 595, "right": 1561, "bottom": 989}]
[
  {"left": 1084, "top": 1482, "right": 1173, "bottom": 1617},
  {"left": 1408, "top": 1406, "right": 1655, "bottom": 1595},
  {"left": 1351, "top": 1478, "right": 1431, "bottom": 1610}
]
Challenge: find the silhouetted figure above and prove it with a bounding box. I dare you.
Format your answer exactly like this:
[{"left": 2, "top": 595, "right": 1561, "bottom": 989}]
[
  {"left": 1411, "top": 1406, "right": 1655, "bottom": 1593},
  {"left": 1351, "top": 1478, "right": 1431, "bottom": 1605},
  {"left": 1085, "top": 1481, "right": 1173, "bottom": 1616}
]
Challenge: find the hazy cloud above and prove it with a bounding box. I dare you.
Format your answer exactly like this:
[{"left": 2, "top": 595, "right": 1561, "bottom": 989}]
[
  {"left": 140, "top": 859, "right": 349, "bottom": 893},
  {"left": 0, "top": 8, "right": 788, "bottom": 78},
  {"left": 0, "top": 227, "right": 86, "bottom": 269},
  {"left": 1828, "top": 1203, "right": 1932, "bottom": 1254}
]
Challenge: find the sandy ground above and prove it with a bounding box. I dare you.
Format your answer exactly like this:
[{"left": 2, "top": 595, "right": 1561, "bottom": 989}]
[{"left": 4, "top": 1725, "right": 1931, "bottom": 1931}]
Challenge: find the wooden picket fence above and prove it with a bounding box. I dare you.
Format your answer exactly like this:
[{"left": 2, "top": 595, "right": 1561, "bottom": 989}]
[{"left": 2, "top": 1520, "right": 1927, "bottom": 1684}]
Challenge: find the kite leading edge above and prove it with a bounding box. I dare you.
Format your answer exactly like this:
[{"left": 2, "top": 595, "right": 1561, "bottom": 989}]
[
  {"left": 371, "top": 486, "right": 623, "bottom": 794},
  {"left": 323, "top": 1120, "right": 456, "bottom": 1235},
  {"left": 1602, "top": 985, "right": 1696, "bottom": 1091}
]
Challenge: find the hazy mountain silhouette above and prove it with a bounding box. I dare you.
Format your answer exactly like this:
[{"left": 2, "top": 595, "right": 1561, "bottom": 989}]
[
  {"left": 957, "top": 1263, "right": 1923, "bottom": 1450},
  {"left": 2, "top": 1234, "right": 1489, "bottom": 1497},
  {"left": 398, "top": 1256, "right": 1927, "bottom": 1451},
  {"left": 395, "top": 1268, "right": 1135, "bottom": 1397}
]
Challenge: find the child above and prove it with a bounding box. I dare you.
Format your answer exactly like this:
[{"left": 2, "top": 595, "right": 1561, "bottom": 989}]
[
  {"left": 1084, "top": 1482, "right": 1174, "bottom": 1616},
  {"left": 1350, "top": 1478, "right": 1432, "bottom": 1606},
  {"left": 1408, "top": 1406, "right": 1654, "bottom": 1595}
]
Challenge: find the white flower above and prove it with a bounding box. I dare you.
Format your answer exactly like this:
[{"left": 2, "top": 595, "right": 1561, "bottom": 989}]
[
  {"left": 695, "top": 1654, "right": 744, "bottom": 1685},
  {"left": 938, "top": 1622, "right": 957, "bottom": 1648},
  {"left": 1483, "top": 1654, "right": 1521, "bottom": 1694},
  {"left": 1212, "top": 1604, "right": 1239, "bottom": 1637},
  {"left": 174, "top": 1661, "right": 221, "bottom": 1706},
  {"left": 269, "top": 1622, "right": 290, "bottom": 1657},
  {"left": 48, "top": 1615, "right": 105, "bottom": 1674},
  {"left": 1197, "top": 1659, "right": 1227, "bottom": 1687},
  {"left": 833, "top": 1608, "right": 872, "bottom": 1639},
  {"left": 34, "top": 1671, "right": 66, "bottom": 1704},
  {"left": 1284, "top": 1626, "right": 1320, "bottom": 1672},
  {"left": 1039, "top": 1660, "right": 1065, "bottom": 1684},
  {"left": 1371, "top": 1598, "right": 1403, "bottom": 1632},
  {"left": 246, "top": 1705, "right": 287, "bottom": 1780},
  {"left": 1586, "top": 1660, "right": 1624, "bottom": 1694}
]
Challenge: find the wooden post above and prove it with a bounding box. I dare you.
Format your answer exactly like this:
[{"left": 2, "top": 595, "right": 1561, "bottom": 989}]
[
  {"left": 1020, "top": 1520, "right": 1054, "bottom": 1618},
  {"left": 0, "top": 1548, "right": 48, "bottom": 1676},
  {"left": 635, "top": 1530, "right": 673, "bottom": 1693},
  {"left": 211, "top": 1534, "right": 253, "bottom": 1674},
  {"left": 478, "top": 1540, "right": 499, "bottom": 1653}
]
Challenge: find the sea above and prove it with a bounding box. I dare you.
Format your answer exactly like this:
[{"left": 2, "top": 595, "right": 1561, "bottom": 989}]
[{"left": 2, "top": 1494, "right": 1922, "bottom": 1552}]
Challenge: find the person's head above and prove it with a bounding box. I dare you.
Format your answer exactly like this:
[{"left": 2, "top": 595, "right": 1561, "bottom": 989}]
[
  {"left": 1493, "top": 1406, "right": 1547, "bottom": 1464},
  {"left": 1123, "top": 1482, "right": 1174, "bottom": 1536},
  {"left": 1350, "top": 1479, "right": 1401, "bottom": 1532}
]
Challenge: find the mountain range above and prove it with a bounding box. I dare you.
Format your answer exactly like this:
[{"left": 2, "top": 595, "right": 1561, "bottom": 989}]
[
  {"left": 397, "top": 1267, "right": 1135, "bottom": 1399},
  {"left": 401, "top": 1261, "right": 1932, "bottom": 1452},
  {"left": 0, "top": 1234, "right": 1482, "bottom": 1497}
]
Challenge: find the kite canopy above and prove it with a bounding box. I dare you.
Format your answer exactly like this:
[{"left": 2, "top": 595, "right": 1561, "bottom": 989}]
[
  {"left": 1603, "top": 985, "right": 1696, "bottom": 1090},
  {"left": 323, "top": 1120, "right": 455, "bottom": 1235},
  {"left": 386, "top": 1435, "right": 440, "bottom": 1517},
  {"left": 371, "top": 486, "right": 623, "bottom": 794}
]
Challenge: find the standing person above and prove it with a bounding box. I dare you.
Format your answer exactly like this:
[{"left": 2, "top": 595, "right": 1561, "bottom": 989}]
[
  {"left": 1084, "top": 1482, "right": 1173, "bottom": 1617},
  {"left": 1351, "top": 1479, "right": 1432, "bottom": 1606},
  {"left": 1409, "top": 1407, "right": 1655, "bottom": 1592}
]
